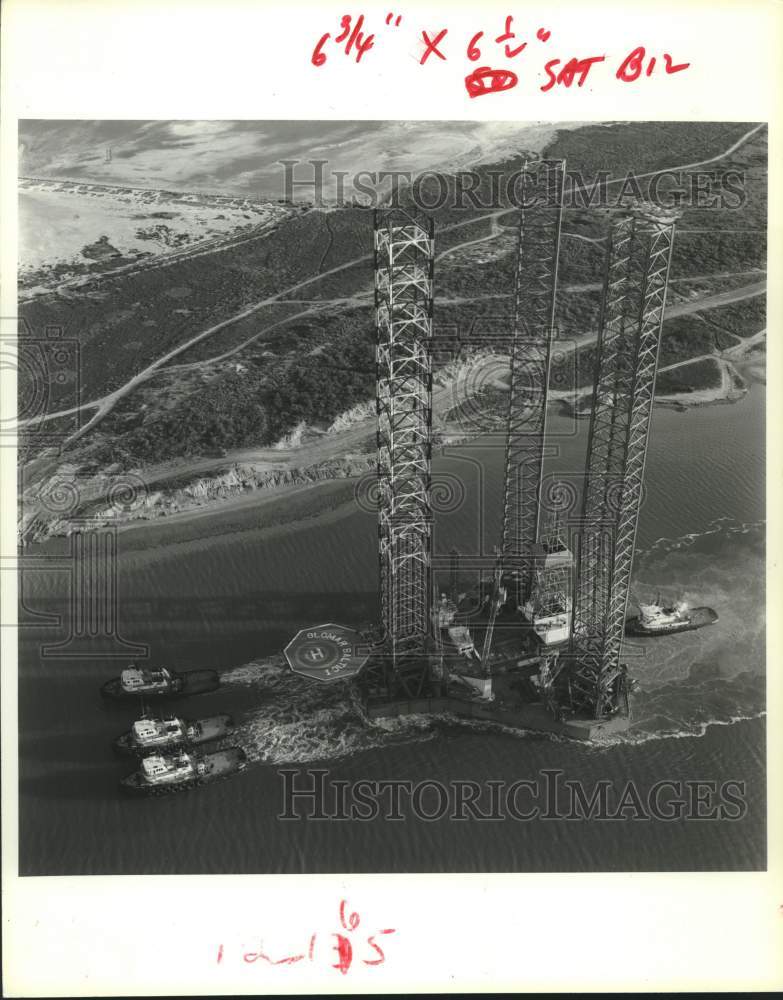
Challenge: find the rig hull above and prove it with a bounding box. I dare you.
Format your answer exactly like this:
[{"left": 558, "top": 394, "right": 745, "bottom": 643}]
[{"left": 365, "top": 695, "right": 630, "bottom": 740}]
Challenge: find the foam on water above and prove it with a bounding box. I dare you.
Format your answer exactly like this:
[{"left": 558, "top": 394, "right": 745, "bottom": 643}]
[
  {"left": 641, "top": 517, "right": 765, "bottom": 558},
  {"left": 221, "top": 656, "right": 289, "bottom": 687},
  {"left": 628, "top": 518, "right": 765, "bottom": 689},
  {"left": 222, "top": 656, "right": 439, "bottom": 764},
  {"left": 604, "top": 710, "right": 767, "bottom": 748}
]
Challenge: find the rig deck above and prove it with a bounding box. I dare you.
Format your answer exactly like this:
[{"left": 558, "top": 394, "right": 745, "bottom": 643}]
[{"left": 363, "top": 656, "right": 631, "bottom": 742}]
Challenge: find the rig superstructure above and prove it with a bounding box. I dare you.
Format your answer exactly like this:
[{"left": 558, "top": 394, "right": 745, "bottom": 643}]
[{"left": 288, "top": 159, "right": 678, "bottom": 741}]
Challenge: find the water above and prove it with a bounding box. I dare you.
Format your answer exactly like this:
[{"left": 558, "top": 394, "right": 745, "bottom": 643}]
[{"left": 18, "top": 388, "right": 766, "bottom": 874}]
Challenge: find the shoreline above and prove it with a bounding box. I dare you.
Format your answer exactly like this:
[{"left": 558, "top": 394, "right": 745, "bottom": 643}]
[{"left": 20, "top": 373, "right": 764, "bottom": 546}]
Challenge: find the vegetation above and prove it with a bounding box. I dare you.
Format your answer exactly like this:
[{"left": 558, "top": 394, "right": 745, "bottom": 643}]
[
  {"left": 544, "top": 122, "right": 758, "bottom": 179},
  {"left": 700, "top": 294, "right": 766, "bottom": 339},
  {"left": 658, "top": 316, "right": 715, "bottom": 367},
  {"left": 91, "top": 367, "right": 269, "bottom": 466},
  {"left": 550, "top": 344, "right": 597, "bottom": 390},
  {"left": 671, "top": 231, "right": 766, "bottom": 277},
  {"left": 90, "top": 316, "right": 375, "bottom": 467},
  {"left": 555, "top": 290, "right": 602, "bottom": 340},
  {"left": 656, "top": 358, "right": 722, "bottom": 394}
]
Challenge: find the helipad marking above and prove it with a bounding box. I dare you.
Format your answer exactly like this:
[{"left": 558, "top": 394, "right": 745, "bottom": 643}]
[{"left": 284, "top": 623, "right": 370, "bottom": 683}]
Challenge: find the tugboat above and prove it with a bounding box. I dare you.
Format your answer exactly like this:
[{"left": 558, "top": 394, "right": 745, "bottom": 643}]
[
  {"left": 113, "top": 713, "right": 235, "bottom": 755},
  {"left": 625, "top": 597, "right": 718, "bottom": 637},
  {"left": 120, "top": 747, "right": 247, "bottom": 796},
  {"left": 100, "top": 664, "right": 219, "bottom": 701}
]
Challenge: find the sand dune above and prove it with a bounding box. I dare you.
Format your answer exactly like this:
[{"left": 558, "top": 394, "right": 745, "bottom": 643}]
[{"left": 18, "top": 179, "right": 287, "bottom": 275}]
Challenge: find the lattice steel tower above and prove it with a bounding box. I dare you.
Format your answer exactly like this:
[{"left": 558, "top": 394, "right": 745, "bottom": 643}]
[
  {"left": 500, "top": 159, "right": 565, "bottom": 608},
  {"left": 568, "top": 210, "right": 676, "bottom": 718},
  {"left": 374, "top": 209, "right": 435, "bottom": 696},
  {"left": 479, "top": 160, "right": 565, "bottom": 674}
]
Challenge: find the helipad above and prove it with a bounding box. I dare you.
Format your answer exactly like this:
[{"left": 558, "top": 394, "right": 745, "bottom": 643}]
[{"left": 284, "top": 623, "right": 370, "bottom": 683}]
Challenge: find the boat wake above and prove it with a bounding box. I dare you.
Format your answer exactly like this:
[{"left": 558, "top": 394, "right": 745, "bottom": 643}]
[
  {"left": 223, "top": 657, "right": 438, "bottom": 764},
  {"left": 222, "top": 662, "right": 764, "bottom": 764},
  {"left": 628, "top": 518, "right": 764, "bottom": 688},
  {"left": 614, "top": 710, "right": 767, "bottom": 747},
  {"left": 220, "top": 656, "right": 289, "bottom": 687}
]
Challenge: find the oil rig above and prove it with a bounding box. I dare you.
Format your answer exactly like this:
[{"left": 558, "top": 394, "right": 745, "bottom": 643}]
[{"left": 288, "top": 159, "right": 677, "bottom": 741}]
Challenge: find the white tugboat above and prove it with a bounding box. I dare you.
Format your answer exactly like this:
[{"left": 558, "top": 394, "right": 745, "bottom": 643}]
[
  {"left": 113, "top": 713, "right": 235, "bottom": 755},
  {"left": 121, "top": 666, "right": 178, "bottom": 693},
  {"left": 625, "top": 596, "right": 718, "bottom": 636},
  {"left": 120, "top": 747, "right": 247, "bottom": 795},
  {"left": 100, "top": 664, "right": 219, "bottom": 701},
  {"left": 141, "top": 750, "right": 195, "bottom": 785}
]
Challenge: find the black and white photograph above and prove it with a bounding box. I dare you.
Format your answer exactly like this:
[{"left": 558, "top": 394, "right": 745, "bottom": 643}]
[
  {"left": 3, "top": 2, "right": 782, "bottom": 992},
  {"left": 15, "top": 117, "right": 767, "bottom": 875}
]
